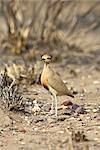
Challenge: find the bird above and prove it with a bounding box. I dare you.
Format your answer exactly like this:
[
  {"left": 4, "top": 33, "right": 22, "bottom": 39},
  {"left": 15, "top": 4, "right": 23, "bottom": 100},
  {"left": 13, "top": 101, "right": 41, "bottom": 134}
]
[{"left": 41, "top": 54, "right": 74, "bottom": 117}]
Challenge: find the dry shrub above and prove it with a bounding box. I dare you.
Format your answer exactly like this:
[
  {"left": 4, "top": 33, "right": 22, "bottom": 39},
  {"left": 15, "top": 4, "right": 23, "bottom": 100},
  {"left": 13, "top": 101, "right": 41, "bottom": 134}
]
[{"left": 0, "top": 0, "right": 100, "bottom": 54}]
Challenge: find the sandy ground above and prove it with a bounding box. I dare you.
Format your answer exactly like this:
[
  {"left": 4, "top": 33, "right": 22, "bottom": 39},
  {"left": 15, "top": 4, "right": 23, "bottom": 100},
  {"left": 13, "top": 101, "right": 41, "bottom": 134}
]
[
  {"left": 0, "top": 1, "right": 100, "bottom": 149},
  {"left": 0, "top": 53, "right": 100, "bottom": 150}
]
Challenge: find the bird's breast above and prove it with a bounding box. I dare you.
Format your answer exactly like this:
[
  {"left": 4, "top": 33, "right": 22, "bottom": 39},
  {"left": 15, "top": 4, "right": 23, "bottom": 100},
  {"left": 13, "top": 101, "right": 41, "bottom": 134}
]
[{"left": 41, "top": 73, "right": 48, "bottom": 89}]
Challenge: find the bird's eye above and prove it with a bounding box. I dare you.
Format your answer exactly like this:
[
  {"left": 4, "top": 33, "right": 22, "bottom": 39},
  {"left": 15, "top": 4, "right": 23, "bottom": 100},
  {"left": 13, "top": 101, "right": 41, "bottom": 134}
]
[
  {"left": 47, "top": 57, "right": 51, "bottom": 60},
  {"left": 42, "top": 58, "right": 45, "bottom": 60}
]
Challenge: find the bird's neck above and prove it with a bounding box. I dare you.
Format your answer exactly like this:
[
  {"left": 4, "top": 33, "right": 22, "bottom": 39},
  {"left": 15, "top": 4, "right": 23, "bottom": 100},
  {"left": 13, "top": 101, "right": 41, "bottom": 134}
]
[{"left": 44, "top": 63, "right": 50, "bottom": 69}]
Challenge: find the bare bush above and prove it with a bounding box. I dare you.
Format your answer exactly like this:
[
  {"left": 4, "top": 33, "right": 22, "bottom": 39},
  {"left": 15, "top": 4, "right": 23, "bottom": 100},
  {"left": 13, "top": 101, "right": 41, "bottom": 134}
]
[{"left": 0, "top": 0, "right": 100, "bottom": 54}]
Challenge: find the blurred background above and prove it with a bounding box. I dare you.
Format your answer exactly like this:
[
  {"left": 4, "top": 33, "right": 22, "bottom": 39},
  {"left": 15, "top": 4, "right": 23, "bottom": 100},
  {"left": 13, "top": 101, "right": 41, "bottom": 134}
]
[
  {"left": 0, "top": 0, "right": 100, "bottom": 65},
  {"left": 0, "top": 1, "right": 100, "bottom": 149}
]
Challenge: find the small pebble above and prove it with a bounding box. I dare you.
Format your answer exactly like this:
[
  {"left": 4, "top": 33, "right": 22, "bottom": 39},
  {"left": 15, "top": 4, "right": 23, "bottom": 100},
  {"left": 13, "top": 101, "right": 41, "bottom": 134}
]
[
  {"left": 69, "top": 117, "right": 75, "bottom": 120},
  {"left": 42, "top": 103, "right": 51, "bottom": 112},
  {"left": 75, "top": 106, "right": 85, "bottom": 114},
  {"left": 93, "top": 80, "right": 99, "bottom": 84},
  {"left": 12, "top": 131, "right": 17, "bottom": 135},
  {"left": 86, "top": 116, "right": 91, "bottom": 120},
  {"left": 92, "top": 109, "right": 99, "bottom": 113},
  {"left": 20, "top": 142, "right": 25, "bottom": 145},
  {"left": 19, "top": 128, "right": 27, "bottom": 133},
  {"left": 24, "top": 116, "right": 28, "bottom": 121},
  {"left": 86, "top": 109, "right": 91, "bottom": 112},
  {"left": 94, "top": 138, "right": 98, "bottom": 141},
  {"left": 61, "top": 100, "right": 73, "bottom": 106},
  {"left": 19, "top": 138, "right": 23, "bottom": 141},
  {"left": 33, "top": 127, "right": 38, "bottom": 131},
  {"left": 57, "top": 130, "right": 64, "bottom": 134},
  {"left": 72, "top": 104, "right": 79, "bottom": 110}
]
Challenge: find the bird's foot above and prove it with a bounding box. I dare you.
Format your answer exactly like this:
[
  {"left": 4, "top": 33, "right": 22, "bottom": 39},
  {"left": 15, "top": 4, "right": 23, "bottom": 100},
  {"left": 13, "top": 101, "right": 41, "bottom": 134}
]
[
  {"left": 50, "top": 109, "right": 55, "bottom": 115},
  {"left": 49, "top": 110, "right": 58, "bottom": 121}
]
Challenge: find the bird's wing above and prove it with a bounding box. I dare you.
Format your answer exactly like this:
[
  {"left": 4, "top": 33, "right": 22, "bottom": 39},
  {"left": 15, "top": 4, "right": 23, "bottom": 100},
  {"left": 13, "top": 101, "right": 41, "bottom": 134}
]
[{"left": 48, "top": 69, "right": 70, "bottom": 95}]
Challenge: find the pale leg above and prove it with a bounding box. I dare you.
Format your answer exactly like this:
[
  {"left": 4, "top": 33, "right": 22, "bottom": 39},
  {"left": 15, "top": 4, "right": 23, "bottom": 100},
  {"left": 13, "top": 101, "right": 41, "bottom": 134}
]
[
  {"left": 54, "top": 94, "right": 57, "bottom": 117},
  {"left": 50, "top": 95, "right": 54, "bottom": 115}
]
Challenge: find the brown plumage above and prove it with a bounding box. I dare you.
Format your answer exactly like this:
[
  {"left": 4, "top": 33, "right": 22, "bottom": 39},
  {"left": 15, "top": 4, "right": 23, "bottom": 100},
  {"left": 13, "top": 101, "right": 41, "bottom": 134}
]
[{"left": 41, "top": 54, "right": 74, "bottom": 117}]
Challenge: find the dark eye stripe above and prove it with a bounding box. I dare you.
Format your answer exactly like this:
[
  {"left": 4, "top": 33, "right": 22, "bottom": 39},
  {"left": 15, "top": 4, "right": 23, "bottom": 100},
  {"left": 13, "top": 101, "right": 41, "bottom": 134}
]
[{"left": 42, "top": 58, "right": 45, "bottom": 60}]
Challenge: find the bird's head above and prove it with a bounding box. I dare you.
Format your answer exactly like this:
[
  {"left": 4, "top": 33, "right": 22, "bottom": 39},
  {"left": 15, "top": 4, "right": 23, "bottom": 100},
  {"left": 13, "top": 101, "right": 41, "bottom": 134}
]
[{"left": 41, "top": 54, "right": 52, "bottom": 64}]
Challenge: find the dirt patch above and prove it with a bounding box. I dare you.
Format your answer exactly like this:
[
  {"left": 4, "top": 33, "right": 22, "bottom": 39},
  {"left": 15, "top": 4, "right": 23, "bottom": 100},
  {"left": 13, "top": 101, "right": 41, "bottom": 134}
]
[{"left": 0, "top": 58, "right": 100, "bottom": 150}]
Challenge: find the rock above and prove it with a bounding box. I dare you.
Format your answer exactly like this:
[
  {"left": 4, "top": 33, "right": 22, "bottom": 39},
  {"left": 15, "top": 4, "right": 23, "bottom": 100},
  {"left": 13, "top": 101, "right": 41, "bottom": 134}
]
[
  {"left": 61, "top": 100, "right": 73, "bottom": 106},
  {"left": 93, "top": 80, "right": 99, "bottom": 84},
  {"left": 19, "top": 128, "right": 27, "bottom": 133},
  {"left": 33, "top": 127, "right": 38, "bottom": 131},
  {"left": 92, "top": 108, "right": 99, "bottom": 113},
  {"left": 72, "top": 104, "right": 80, "bottom": 111},
  {"left": 71, "top": 104, "right": 85, "bottom": 114},
  {"left": 75, "top": 106, "right": 85, "bottom": 114},
  {"left": 42, "top": 103, "right": 51, "bottom": 112}
]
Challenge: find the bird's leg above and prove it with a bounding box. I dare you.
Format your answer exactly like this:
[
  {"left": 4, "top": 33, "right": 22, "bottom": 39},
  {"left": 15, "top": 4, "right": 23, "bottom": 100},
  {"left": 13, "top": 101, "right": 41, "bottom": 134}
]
[
  {"left": 50, "top": 94, "right": 55, "bottom": 115},
  {"left": 54, "top": 94, "right": 57, "bottom": 117}
]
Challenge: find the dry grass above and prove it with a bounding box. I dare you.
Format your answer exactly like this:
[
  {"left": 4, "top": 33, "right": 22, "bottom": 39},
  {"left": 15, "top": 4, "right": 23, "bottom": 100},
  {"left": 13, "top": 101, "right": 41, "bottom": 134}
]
[{"left": 0, "top": 0, "right": 100, "bottom": 55}]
